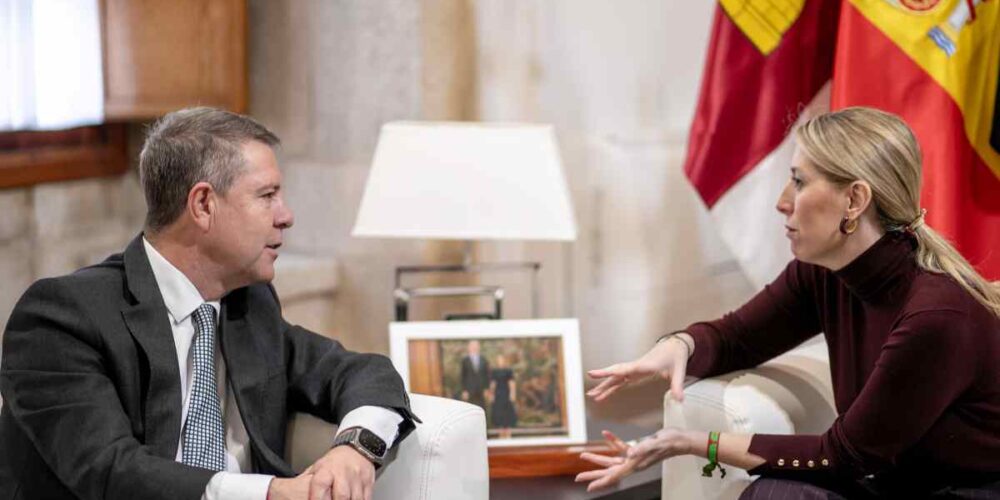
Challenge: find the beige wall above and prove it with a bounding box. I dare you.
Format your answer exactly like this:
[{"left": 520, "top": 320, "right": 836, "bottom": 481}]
[
  {"left": 247, "top": 0, "right": 760, "bottom": 374},
  {"left": 469, "top": 1, "right": 760, "bottom": 373}
]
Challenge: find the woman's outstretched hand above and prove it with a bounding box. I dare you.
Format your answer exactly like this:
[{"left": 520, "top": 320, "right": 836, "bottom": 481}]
[
  {"left": 575, "top": 429, "right": 693, "bottom": 492},
  {"left": 586, "top": 334, "right": 692, "bottom": 402}
]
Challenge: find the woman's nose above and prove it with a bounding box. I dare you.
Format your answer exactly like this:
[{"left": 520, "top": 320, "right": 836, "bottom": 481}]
[{"left": 775, "top": 182, "right": 793, "bottom": 216}]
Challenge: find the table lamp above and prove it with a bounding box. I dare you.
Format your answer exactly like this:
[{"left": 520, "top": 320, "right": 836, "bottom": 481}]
[{"left": 352, "top": 121, "right": 577, "bottom": 320}]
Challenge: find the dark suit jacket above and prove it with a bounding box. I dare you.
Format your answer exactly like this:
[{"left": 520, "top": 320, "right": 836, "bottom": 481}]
[
  {"left": 0, "top": 235, "right": 415, "bottom": 500},
  {"left": 460, "top": 355, "right": 490, "bottom": 396}
]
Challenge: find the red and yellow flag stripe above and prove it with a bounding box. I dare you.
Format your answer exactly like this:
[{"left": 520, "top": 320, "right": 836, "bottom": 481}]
[
  {"left": 833, "top": 0, "right": 1000, "bottom": 277},
  {"left": 846, "top": 0, "right": 999, "bottom": 178}
]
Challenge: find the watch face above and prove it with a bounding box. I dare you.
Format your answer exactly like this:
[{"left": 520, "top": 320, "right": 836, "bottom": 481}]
[{"left": 359, "top": 429, "right": 387, "bottom": 457}]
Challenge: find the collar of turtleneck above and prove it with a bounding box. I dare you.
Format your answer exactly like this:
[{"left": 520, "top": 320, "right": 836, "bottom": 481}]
[{"left": 833, "top": 231, "right": 919, "bottom": 302}]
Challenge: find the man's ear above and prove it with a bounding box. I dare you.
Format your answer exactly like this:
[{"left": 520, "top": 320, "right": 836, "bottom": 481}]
[
  {"left": 188, "top": 181, "right": 217, "bottom": 231},
  {"left": 846, "top": 180, "right": 873, "bottom": 219}
]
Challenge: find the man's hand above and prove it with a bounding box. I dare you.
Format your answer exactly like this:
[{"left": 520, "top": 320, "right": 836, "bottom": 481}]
[
  {"left": 461, "top": 390, "right": 469, "bottom": 401},
  {"left": 268, "top": 473, "right": 314, "bottom": 500},
  {"left": 304, "top": 445, "right": 376, "bottom": 500}
]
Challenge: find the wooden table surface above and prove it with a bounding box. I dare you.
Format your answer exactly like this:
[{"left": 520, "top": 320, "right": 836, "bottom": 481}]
[{"left": 489, "top": 418, "right": 661, "bottom": 500}]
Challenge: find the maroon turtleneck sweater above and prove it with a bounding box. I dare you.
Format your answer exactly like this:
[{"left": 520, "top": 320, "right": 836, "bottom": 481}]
[{"left": 685, "top": 232, "right": 1000, "bottom": 481}]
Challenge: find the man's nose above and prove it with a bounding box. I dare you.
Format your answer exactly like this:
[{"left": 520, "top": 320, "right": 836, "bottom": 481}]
[{"left": 276, "top": 198, "right": 294, "bottom": 229}]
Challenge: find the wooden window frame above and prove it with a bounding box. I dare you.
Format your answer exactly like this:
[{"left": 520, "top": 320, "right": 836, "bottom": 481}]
[{"left": 0, "top": 124, "right": 129, "bottom": 189}]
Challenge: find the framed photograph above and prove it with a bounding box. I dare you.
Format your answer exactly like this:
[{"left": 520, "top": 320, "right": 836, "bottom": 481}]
[{"left": 389, "top": 318, "right": 585, "bottom": 447}]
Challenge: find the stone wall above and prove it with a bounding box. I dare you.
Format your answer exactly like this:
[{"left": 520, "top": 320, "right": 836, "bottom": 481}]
[
  {"left": 2, "top": 2, "right": 763, "bottom": 408},
  {"left": 0, "top": 170, "right": 145, "bottom": 336},
  {"left": 248, "top": 0, "right": 482, "bottom": 354}
]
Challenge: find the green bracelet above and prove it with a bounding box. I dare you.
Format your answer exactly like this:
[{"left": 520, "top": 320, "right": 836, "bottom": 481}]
[{"left": 702, "top": 431, "right": 728, "bottom": 478}]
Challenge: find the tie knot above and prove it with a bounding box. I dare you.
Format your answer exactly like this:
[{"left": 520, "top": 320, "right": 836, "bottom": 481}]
[{"left": 192, "top": 304, "right": 216, "bottom": 332}]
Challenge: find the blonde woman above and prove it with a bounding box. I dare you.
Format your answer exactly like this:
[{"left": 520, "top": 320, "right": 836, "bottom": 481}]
[{"left": 579, "top": 107, "right": 1000, "bottom": 498}]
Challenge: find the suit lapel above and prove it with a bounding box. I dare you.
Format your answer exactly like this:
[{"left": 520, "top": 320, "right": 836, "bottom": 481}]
[
  {"left": 220, "top": 290, "right": 295, "bottom": 476},
  {"left": 120, "top": 235, "right": 184, "bottom": 459},
  {"left": 219, "top": 291, "right": 268, "bottom": 399}
]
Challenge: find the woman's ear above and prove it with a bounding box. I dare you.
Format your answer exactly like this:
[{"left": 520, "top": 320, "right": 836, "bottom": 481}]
[
  {"left": 846, "top": 180, "right": 873, "bottom": 219},
  {"left": 188, "top": 181, "right": 216, "bottom": 231}
]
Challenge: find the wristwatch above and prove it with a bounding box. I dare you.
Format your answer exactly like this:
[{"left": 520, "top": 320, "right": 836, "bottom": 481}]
[{"left": 332, "top": 426, "right": 388, "bottom": 468}]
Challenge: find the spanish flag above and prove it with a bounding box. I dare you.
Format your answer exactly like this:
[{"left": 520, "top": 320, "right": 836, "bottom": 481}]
[{"left": 832, "top": 0, "right": 1000, "bottom": 279}]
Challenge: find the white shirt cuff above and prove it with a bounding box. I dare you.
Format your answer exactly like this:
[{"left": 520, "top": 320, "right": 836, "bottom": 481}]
[
  {"left": 336, "top": 405, "right": 404, "bottom": 447},
  {"left": 202, "top": 472, "right": 273, "bottom": 500}
]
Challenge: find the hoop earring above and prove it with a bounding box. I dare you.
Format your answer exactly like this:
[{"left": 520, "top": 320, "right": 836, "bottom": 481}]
[{"left": 839, "top": 216, "right": 858, "bottom": 235}]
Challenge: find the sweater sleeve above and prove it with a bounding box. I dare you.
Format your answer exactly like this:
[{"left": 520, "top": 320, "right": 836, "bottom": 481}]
[
  {"left": 686, "top": 260, "right": 824, "bottom": 378},
  {"left": 746, "top": 308, "right": 978, "bottom": 478}
]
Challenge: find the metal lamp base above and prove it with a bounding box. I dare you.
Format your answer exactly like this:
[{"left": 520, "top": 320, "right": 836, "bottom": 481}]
[{"left": 393, "top": 261, "right": 541, "bottom": 321}]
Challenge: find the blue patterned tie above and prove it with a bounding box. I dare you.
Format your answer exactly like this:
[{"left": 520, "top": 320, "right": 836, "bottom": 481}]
[{"left": 181, "top": 304, "right": 226, "bottom": 471}]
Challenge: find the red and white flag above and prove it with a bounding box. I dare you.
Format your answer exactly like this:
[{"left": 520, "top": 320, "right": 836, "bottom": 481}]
[{"left": 684, "top": 0, "right": 840, "bottom": 287}]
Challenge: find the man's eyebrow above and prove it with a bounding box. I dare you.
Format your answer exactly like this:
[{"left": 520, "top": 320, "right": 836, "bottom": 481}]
[{"left": 256, "top": 183, "right": 281, "bottom": 194}]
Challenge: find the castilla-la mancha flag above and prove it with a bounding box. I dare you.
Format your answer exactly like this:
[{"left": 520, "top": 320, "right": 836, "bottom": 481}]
[
  {"left": 686, "top": 0, "right": 1000, "bottom": 283},
  {"left": 683, "top": 0, "right": 841, "bottom": 288},
  {"left": 832, "top": 0, "right": 1000, "bottom": 279}
]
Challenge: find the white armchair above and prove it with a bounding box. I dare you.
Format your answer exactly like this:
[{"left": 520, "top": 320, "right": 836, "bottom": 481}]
[
  {"left": 286, "top": 393, "right": 489, "bottom": 500},
  {"left": 661, "top": 336, "right": 836, "bottom": 499}
]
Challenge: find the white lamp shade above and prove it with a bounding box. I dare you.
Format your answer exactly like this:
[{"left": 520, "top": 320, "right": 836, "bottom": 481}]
[{"left": 352, "top": 121, "right": 577, "bottom": 241}]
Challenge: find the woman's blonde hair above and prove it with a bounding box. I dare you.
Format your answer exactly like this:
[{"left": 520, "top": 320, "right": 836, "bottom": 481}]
[{"left": 796, "top": 106, "right": 1000, "bottom": 317}]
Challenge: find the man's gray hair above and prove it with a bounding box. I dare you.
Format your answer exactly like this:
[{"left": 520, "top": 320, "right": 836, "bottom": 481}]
[{"left": 138, "top": 107, "right": 280, "bottom": 232}]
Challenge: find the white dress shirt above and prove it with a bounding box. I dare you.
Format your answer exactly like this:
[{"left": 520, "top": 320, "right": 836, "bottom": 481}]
[{"left": 143, "top": 239, "right": 402, "bottom": 499}]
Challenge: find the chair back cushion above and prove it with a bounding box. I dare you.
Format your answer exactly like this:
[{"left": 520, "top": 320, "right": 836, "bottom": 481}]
[{"left": 286, "top": 393, "right": 489, "bottom": 500}]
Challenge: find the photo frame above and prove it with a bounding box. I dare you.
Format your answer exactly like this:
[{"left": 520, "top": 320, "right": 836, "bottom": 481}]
[{"left": 389, "top": 318, "right": 586, "bottom": 447}]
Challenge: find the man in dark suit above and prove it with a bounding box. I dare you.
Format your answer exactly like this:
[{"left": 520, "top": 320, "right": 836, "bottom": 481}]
[
  {"left": 459, "top": 340, "right": 490, "bottom": 411},
  {"left": 0, "top": 108, "right": 416, "bottom": 500}
]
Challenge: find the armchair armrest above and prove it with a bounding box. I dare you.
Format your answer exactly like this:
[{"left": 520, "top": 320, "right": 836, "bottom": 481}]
[
  {"left": 661, "top": 336, "right": 835, "bottom": 500},
  {"left": 286, "top": 393, "right": 488, "bottom": 500}
]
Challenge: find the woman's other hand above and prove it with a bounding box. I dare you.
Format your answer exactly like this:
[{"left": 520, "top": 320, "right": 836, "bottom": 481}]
[
  {"left": 586, "top": 334, "right": 692, "bottom": 402},
  {"left": 575, "top": 431, "right": 638, "bottom": 492},
  {"left": 575, "top": 429, "right": 692, "bottom": 492},
  {"left": 576, "top": 429, "right": 693, "bottom": 492}
]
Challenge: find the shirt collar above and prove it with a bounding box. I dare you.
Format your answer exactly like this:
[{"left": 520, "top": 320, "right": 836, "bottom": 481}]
[{"left": 143, "top": 237, "right": 219, "bottom": 325}]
